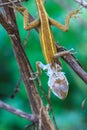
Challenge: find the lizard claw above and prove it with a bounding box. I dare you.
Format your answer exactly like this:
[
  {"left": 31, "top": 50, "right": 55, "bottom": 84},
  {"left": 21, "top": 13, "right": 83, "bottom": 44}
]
[
  {"left": 72, "top": 6, "right": 82, "bottom": 19},
  {"left": 29, "top": 72, "right": 39, "bottom": 80},
  {"left": 30, "top": 72, "right": 42, "bottom": 86}
]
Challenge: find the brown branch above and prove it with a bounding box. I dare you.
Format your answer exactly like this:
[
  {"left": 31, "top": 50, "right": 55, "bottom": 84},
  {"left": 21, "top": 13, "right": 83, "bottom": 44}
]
[
  {"left": 56, "top": 44, "right": 87, "bottom": 83},
  {"left": 75, "top": 0, "right": 87, "bottom": 8},
  {"left": 0, "top": 0, "right": 20, "bottom": 7},
  {"left": 0, "top": 12, "right": 14, "bottom": 34},
  {"left": 0, "top": 0, "right": 27, "bottom": 7},
  {"left": 0, "top": 100, "right": 37, "bottom": 122}
]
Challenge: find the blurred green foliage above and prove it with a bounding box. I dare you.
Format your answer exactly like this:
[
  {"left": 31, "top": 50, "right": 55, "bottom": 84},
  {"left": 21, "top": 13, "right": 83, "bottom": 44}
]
[{"left": 0, "top": 0, "right": 87, "bottom": 130}]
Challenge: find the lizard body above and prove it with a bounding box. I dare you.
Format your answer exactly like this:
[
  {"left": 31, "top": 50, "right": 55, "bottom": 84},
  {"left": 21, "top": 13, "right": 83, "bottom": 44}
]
[{"left": 9, "top": 0, "right": 79, "bottom": 99}]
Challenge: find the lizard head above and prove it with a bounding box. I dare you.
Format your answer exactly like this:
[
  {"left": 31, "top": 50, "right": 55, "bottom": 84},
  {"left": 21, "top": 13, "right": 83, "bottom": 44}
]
[{"left": 47, "top": 63, "right": 69, "bottom": 99}]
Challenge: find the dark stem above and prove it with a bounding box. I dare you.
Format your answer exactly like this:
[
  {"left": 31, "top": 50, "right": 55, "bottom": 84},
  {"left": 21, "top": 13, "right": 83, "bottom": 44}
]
[
  {"left": 0, "top": 0, "right": 26, "bottom": 7},
  {"left": 0, "top": 100, "right": 37, "bottom": 122},
  {"left": 56, "top": 44, "right": 87, "bottom": 83}
]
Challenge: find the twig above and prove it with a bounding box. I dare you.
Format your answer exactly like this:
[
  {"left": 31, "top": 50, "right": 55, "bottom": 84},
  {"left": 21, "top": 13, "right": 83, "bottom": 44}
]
[
  {"left": 23, "top": 31, "right": 30, "bottom": 47},
  {"left": 0, "top": 0, "right": 26, "bottom": 7},
  {"left": 10, "top": 76, "right": 23, "bottom": 98},
  {"left": 56, "top": 44, "right": 87, "bottom": 83},
  {"left": 0, "top": 100, "right": 37, "bottom": 122},
  {"left": 0, "top": 0, "right": 19, "bottom": 7},
  {"left": 75, "top": 0, "right": 87, "bottom": 8}
]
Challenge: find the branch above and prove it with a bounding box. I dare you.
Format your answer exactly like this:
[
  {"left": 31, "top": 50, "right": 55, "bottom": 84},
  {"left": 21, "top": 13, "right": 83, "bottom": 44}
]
[
  {"left": 75, "top": 0, "right": 87, "bottom": 8},
  {"left": 0, "top": 0, "right": 29, "bottom": 7},
  {"left": 0, "top": 100, "right": 37, "bottom": 122},
  {"left": 56, "top": 44, "right": 87, "bottom": 83},
  {"left": 0, "top": 12, "right": 14, "bottom": 34},
  {"left": 0, "top": 0, "right": 21, "bottom": 7}
]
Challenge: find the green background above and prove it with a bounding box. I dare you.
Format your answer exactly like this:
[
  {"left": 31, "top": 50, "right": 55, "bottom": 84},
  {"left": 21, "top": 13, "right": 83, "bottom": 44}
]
[{"left": 0, "top": 0, "right": 87, "bottom": 130}]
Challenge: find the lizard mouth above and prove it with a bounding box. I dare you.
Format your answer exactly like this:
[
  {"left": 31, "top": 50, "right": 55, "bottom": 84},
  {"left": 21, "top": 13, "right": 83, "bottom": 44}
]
[
  {"left": 51, "top": 84, "right": 69, "bottom": 99},
  {"left": 48, "top": 70, "right": 69, "bottom": 99}
]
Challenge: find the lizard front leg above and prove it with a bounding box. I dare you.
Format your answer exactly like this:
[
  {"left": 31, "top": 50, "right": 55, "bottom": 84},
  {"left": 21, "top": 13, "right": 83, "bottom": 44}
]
[
  {"left": 9, "top": 0, "right": 40, "bottom": 30},
  {"left": 49, "top": 9, "right": 80, "bottom": 31}
]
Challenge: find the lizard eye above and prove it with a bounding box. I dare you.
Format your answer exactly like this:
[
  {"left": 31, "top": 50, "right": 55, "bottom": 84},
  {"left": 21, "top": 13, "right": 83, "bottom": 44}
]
[{"left": 48, "top": 72, "right": 69, "bottom": 99}]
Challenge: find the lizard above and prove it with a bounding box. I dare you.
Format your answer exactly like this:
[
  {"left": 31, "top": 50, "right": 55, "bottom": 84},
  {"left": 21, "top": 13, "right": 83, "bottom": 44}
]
[{"left": 8, "top": 0, "right": 80, "bottom": 99}]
